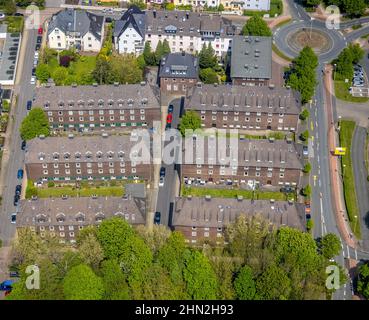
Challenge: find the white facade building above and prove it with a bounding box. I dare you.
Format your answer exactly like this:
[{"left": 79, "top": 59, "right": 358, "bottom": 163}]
[
  {"left": 242, "top": 0, "right": 270, "bottom": 11},
  {"left": 47, "top": 9, "right": 104, "bottom": 52}
]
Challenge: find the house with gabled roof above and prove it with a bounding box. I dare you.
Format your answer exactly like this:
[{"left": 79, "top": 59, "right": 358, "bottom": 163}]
[{"left": 47, "top": 8, "right": 105, "bottom": 52}]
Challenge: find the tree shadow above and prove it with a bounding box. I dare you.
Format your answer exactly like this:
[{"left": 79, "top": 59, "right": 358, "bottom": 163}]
[{"left": 364, "top": 211, "right": 369, "bottom": 229}]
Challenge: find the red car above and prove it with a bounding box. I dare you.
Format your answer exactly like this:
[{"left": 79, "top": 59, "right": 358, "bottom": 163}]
[
  {"left": 166, "top": 113, "right": 173, "bottom": 124},
  {"left": 38, "top": 27, "right": 43, "bottom": 35}
]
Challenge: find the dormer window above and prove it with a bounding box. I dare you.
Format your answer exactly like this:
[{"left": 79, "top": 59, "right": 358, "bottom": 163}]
[
  {"left": 58, "top": 101, "right": 64, "bottom": 107},
  {"left": 39, "top": 152, "right": 45, "bottom": 160},
  {"left": 127, "top": 99, "right": 134, "bottom": 106},
  {"left": 78, "top": 100, "right": 85, "bottom": 107},
  {"left": 118, "top": 151, "right": 124, "bottom": 159},
  {"left": 108, "top": 99, "right": 114, "bottom": 107},
  {"left": 64, "top": 152, "right": 70, "bottom": 160},
  {"left": 141, "top": 98, "right": 148, "bottom": 105},
  {"left": 107, "top": 151, "right": 114, "bottom": 159},
  {"left": 96, "top": 151, "right": 103, "bottom": 159},
  {"left": 36, "top": 214, "right": 47, "bottom": 223},
  {"left": 117, "top": 99, "right": 124, "bottom": 107},
  {"left": 68, "top": 100, "right": 74, "bottom": 107},
  {"left": 44, "top": 101, "right": 50, "bottom": 109},
  {"left": 56, "top": 213, "right": 65, "bottom": 223},
  {"left": 88, "top": 99, "right": 94, "bottom": 107},
  {"left": 75, "top": 152, "right": 81, "bottom": 159},
  {"left": 75, "top": 212, "right": 85, "bottom": 223},
  {"left": 98, "top": 99, "right": 104, "bottom": 107},
  {"left": 86, "top": 151, "right": 92, "bottom": 159},
  {"left": 95, "top": 213, "right": 105, "bottom": 223},
  {"left": 53, "top": 152, "right": 60, "bottom": 160}
]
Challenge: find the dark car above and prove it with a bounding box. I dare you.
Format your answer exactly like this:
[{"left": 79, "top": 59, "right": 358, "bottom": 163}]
[
  {"left": 306, "top": 213, "right": 311, "bottom": 220},
  {"left": 15, "top": 184, "right": 21, "bottom": 195},
  {"left": 14, "top": 13, "right": 24, "bottom": 17},
  {"left": 9, "top": 271, "right": 19, "bottom": 278},
  {"left": 13, "top": 194, "right": 20, "bottom": 206},
  {"left": 21, "top": 140, "right": 26, "bottom": 150},
  {"left": 160, "top": 167, "right": 166, "bottom": 177},
  {"left": 36, "top": 36, "right": 42, "bottom": 44},
  {"left": 280, "top": 186, "right": 294, "bottom": 193},
  {"left": 35, "top": 43, "right": 41, "bottom": 51},
  {"left": 17, "top": 169, "right": 24, "bottom": 179},
  {"left": 105, "top": 17, "right": 112, "bottom": 23},
  {"left": 154, "top": 212, "right": 161, "bottom": 225},
  {"left": 32, "top": 67, "right": 36, "bottom": 76},
  {"left": 165, "top": 122, "right": 171, "bottom": 130},
  {"left": 168, "top": 104, "right": 174, "bottom": 113},
  {"left": 26, "top": 100, "right": 32, "bottom": 110}
]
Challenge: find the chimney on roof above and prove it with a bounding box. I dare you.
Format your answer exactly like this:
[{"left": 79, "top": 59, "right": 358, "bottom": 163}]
[
  {"left": 92, "top": 83, "right": 98, "bottom": 87},
  {"left": 269, "top": 83, "right": 275, "bottom": 89},
  {"left": 153, "top": 10, "right": 156, "bottom": 18},
  {"left": 68, "top": 133, "right": 74, "bottom": 139},
  {"left": 186, "top": 12, "right": 189, "bottom": 20},
  {"left": 205, "top": 195, "right": 211, "bottom": 201},
  {"left": 39, "top": 135, "right": 45, "bottom": 139},
  {"left": 187, "top": 195, "right": 192, "bottom": 200},
  {"left": 114, "top": 82, "right": 119, "bottom": 87},
  {"left": 196, "top": 82, "right": 202, "bottom": 88},
  {"left": 237, "top": 195, "right": 243, "bottom": 201},
  {"left": 181, "top": 51, "right": 185, "bottom": 56},
  {"left": 102, "top": 132, "right": 109, "bottom": 138},
  {"left": 140, "top": 81, "right": 146, "bottom": 86},
  {"left": 71, "top": 83, "right": 77, "bottom": 88}
]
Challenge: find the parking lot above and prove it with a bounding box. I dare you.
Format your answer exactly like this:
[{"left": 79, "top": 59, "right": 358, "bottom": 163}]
[{"left": 351, "top": 63, "right": 366, "bottom": 88}]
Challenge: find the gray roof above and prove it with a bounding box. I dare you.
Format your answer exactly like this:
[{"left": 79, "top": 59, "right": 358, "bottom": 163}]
[
  {"left": 159, "top": 53, "right": 199, "bottom": 79},
  {"left": 173, "top": 196, "right": 305, "bottom": 230},
  {"left": 34, "top": 83, "right": 160, "bottom": 111},
  {"left": 145, "top": 10, "right": 236, "bottom": 38},
  {"left": 17, "top": 196, "right": 146, "bottom": 227},
  {"left": 114, "top": 5, "right": 145, "bottom": 38},
  {"left": 48, "top": 8, "right": 104, "bottom": 40},
  {"left": 0, "top": 25, "right": 21, "bottom": 84},
  {"left": 186, "top": 84, "right": 301, "bottom": 114},
  {"left": 25, "top": 135, "right": 149, "bottom": 164},
  {"left": 184, "top": 139, "right": 303, "bottom": 170},
  {"left": 231, "top": 36, "right": 272, "bottom": 80}
]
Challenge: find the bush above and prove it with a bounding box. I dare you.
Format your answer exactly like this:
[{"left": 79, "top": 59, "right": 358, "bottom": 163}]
[
  {"left": 300, "top": 130, "right": 309, "bottom": 142},
  {"left": 301, "top": 185, "right": 311, "bottom": 197},
  {"left": 299, "top": 109, "right": 310, "bottom": 121},
  {"left": 303, "top": 163, "right": 312, "bottom": 174},
  {"left": 48, "top": 181, "right": 55, "bottom": 188}
]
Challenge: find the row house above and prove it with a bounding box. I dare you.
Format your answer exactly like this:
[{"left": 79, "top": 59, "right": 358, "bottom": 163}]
[
  {"left": 33, "top": 82, "right": 160, "bottom": 132},
  {"left": 159, "top": 52, "right": 199, "bottom": 95},
  {"left": 172, "top": 196, "right": 305, "bottom": 244},
  {"left": 25, "top": 135, "right": 152, "bottom": 183},
  {"left": 185, "top": 84, "right": 302, "bottom": 131},
  {"left": 172, "top": 0, "right": 270, "bottom": 12},
  {"left": 181, "top": 138, "right": 303, "bottom": 187},
  {"left": 16, "top": 196, "right": 146, "bottom": 243},
  {"left": 47, "top": 9, "right": 104, "bottom": 52},
  {"left": 114, "top": 6, "right": 236, "bottom": 58}
]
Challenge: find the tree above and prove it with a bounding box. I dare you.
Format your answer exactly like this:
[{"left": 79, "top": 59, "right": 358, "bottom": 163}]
[
  {"left": 128, "top": 0, "right": 146, "bottom": 10},
  {"left": 299, "top": 108, "right": 310, "bottom": 121},
  {"left": 135, "top": 224, "right": 171, "bottom": 255},
  {"left": 218, "top": 3, "right": 225, "bottom": 11},
  {"left": 300, "top": 130, "right": 309, "bottom": 141},
  {"left": 35, "top": 64, "right": 50, "bottom": 83},
  {"left": 341, "top": 0, "right": 366, "bottom": 17},
  {"left": 256, "top": 264, "right": 291, "bottom": 300},
  {"left": 305, "top": 0, "right": 320, "bottom": 6},
  {"left": 301, "top": 184, "right": 311, "bottom": 197},
  {"left": 109, "top": 54, "right": 143, "bottom": 84},
  {"left": 348, "top": 43, "right": 365, "bottom": 64},
  {"left": 143, "top": 42, "right": 156, "bottom": 66},
  {"left": 234, "top": 265, "right": 256, "bottom": 300},
  {"left": 52, "top": 66, "right": 68, "bottom": 86},
  {"left": 165, "top": 2, "right": 175, "bottom": 10},
  {"left": 358, "top": 262, "right": 369, "bottom": 299},
  {"left": 78, "top": 233, "right": 104, "bottom": 270},
  {"left": 63, "top": 264, "right": 104, "bottom": 300},
  {"left": 162, "top": 39, "right": 171, "bottom": 56},
  {"left": 179, "top": 110, "right": 202, "bottom": 136},
  {"left": 20, "top": 108, "right": 50, "bottom": 141},
  {"left": 182, "top": 250, "right": 218, "bottom": 299},
  {"left": 199, "top": 43, "right": 217, "bottom": 69},
  {"left": 241, "top": 15, "right": 272, "bottom": 36},
  {"left": 306, "top": 219, "right": 314, "bottom": 232},
  {"left": 320, "top": 233, "right": 341, "bottom": 259},
  {"left": 93, "top": 55, "right": 114, "bottom": 85},
  {"left": 199, "top": 67, "right": 219, "bottom": 84},
  {"left": 303, "top": 163, "right": 312, "bottom": 173},
  {"left": 100, "top": 260, "right": 130, "bottom": 300},
  {"left": 155, "top": 40, "right": 164, "bottom": 64},
  {"left": 0, "top": 0, "right": 16, "bottom": 15}
]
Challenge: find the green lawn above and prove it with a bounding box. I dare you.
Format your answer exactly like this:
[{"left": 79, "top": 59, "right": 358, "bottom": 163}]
[
  {"left": 273, "top": 18, "right": 292, "bottom": 29},
  {"left": 334, "top": 81, "right": 369, "bottom": 103},
  {"left": 182, "top": 186, "right": 293, "bottom": 201},
  {"left": 243, "top": 0, "right": 283, "bottom": 16},
  {"left": 2, "top": 17, "right": 24, "bottom": 33},
  {"left": 339, "top": 120, "right": 361, "bottom": 238},
  {"left": 26, "top": 182, "right": 124, "bottom": 199},
  {"left": 272, "top": 43, "right": 293, "bottom": 62}
]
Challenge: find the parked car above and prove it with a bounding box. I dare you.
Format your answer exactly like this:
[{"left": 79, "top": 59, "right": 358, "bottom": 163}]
[
  {"left": 166, "top": 113, "right": 173, "bottom": 124},
  {"left": 15, "top": 184, "right": 21, "bottom": 195},
  {"left": 14, "top": 13, "right": 24, "bottom": 17},
  {"left": 35, "top": 43, "right": 41, "bottom": 51},
  {"left": 159, "top": 176, "right": 165, "bottom": 187},
  {"left": 0, "top": 12, "right": 5, "bottom": 20},
  {"left": 160, "top": 167, "right": 166, "bottom": 177},
  {"left": 168, "top": 104, "right": 174, "bottom": 113},
  {"left": 33, "top": 59, "right": 38, "bottom": 67},
  {"left": 30, "top": 76, "right": 36, "bottom": 84},
  {"left": 10, "top": 213, "right": 16, "bottom": 224},
  {"left": 154, "top": 212, "right": 161, "bottom": 225},
  {"left": 105, "top": 17, "right": 112, "bottom": 23},
  {"left": 9, "top": 271, "right": 19, "bottom": 278},
  {"left": 13, "top": 194, "right": 20, "bottom": 206},
  {"left": 17, "top": 169, "right": 24, "bottom": 179},
  {"left": 38, "top": 27, "right": 43, "bottom": 35},
  {"left": 26, "top": 100, "right": 32, "bottom": 110},
  {"left": 280, "top": 186, "right": 295, "bottom": 193},
  {"left": 303, "top": 145, "right": 309, "bottom": 157},
  {"left": 34, "top": 51, "right": 39, "bottom": 59},
  {"left": 21, "top": 140, "right": 26, "bottom": 150},
  {"left": 32, "top": 67, "right": 36, "bottom": 76},
  {"left": 0, "top": 280, "right": 14, "bottom": 291},
  {"left": 36, "top": 36, "right": 42, "bottom": 44}
]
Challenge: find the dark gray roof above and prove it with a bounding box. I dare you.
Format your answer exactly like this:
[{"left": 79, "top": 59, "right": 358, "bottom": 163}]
[
  {"left": 186, "top": 84, "right": 302, "bottom": 114},
  {"left": 184, "top": 139, "right": 303, "bottom": 170},
  {"left": 145, "top": 10, "right": 236, "bottom": 38},
  {"left": 231, "top": 36, "right": 272, "bottom": 80},
  {"left": 48, "top": 8, "right": 104, "bottom": 41},
  {"left": 25, "top": 135, "right": 149, "bottom": 164},
  {"left": 0, "top": 25, "right": 20, "bottom": 84},
  {"left": 34, "top": 83, "right": 160, "bottom": 111},
  {"left": 159, "top": 53, "right": 199, "bottom": 79},
  {"left": 114, "top": 5, "right": 145, "bottom": 38},
  {"left": 17, "top": 196, "right": 146, "bottom": 227},
  {"left": 173, "top": 196, "right": 305, "bottom": 230}
]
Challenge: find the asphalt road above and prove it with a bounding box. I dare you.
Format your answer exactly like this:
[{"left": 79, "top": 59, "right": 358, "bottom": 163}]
[
  {"left": 352, "top": 126, "right": 369, "bottom": 251},
  {"left": 0, "top": 29, "right": 37, "bottom": 245},
  {"left": 155, "top": 98, "right": 182, "bottom": 227}
]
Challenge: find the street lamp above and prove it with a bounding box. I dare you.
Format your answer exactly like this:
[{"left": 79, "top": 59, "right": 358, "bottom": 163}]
[
  {"left": 310, "top": 17, "right": 315, "bottom": 40},
  {"left": 354, "top": 215, "right": 358, "bottom": 233},
  {"left": 333, "top": 63, "right": 337, "bottom": 82}
]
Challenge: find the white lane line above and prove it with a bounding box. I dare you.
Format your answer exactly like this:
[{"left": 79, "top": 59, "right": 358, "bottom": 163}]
[
  {"left": 319, "top": 180, "right": 321, "bottom": 187},
  {"left": 318, "top": 155, "right": 320, "bottom": 163},
  {"left": 355, "top": 248, "right": 358, "bottom": 260},
  {"left": 342, "top": 249, "right": 346, "bottom": 258},
  {"left": 347, "top": 244, "right": 350, "bottom": 259},
  {"left": 320, "top": 198, "right": 324, "bottom": 236},
  {"left": 315, "top": 121, "right": 318, "bottom": 127}
]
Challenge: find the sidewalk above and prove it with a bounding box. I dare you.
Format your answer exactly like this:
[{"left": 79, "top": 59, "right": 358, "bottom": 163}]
[{"left": 324, "top": 64, "right": 358, "bottom": 248}]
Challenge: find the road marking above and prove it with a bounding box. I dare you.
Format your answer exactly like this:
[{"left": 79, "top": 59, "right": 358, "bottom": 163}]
[
  {"left": 355, "top": 248, "right": 358, "bottom": 260},
  {"left": 320, "top": 198, "right": 324, "bottom": 236},
  {"left": 315, "top": 108, "right": 317, "bottom": 116},
  {"left": 347, "top": 244, "right": 350, "bottom": 259},
  {"left": 310, "top": 121, "right": 314, "bottom": 131},
  {"left": 319, "top": 180, "right": 321, "bottom": 187},
  {"left": 318, "top": 155, "right": 320, "bottom": 163},
  {"left": 315, "top": 121, "right": 318, "bottom": 128},
  {"left": 342, "top": 249, "right": 346, "bottom": 258},
  {"left": 313, "top": 175, "right": 317, "bottom": 186}
]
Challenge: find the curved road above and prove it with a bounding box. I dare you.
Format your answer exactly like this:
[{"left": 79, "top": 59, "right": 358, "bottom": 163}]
[{"left": 273, "top": 0, "right": 369, "bottom": 300}]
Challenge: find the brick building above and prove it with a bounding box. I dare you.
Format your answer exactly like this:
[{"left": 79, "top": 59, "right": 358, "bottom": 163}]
[
  {"left": 185, "top": 84, "right": 302, "bottom": 131},
  {"left": 172, "top": 196, "right": 305, "bottom": 244},
  {"left": 230, "top": 36, "right": 272, "bottom": 86},
  {"left": 33, "top": 83, "right": 160, "bottom": 132},
  {"left": 182, "top": 138, "right": 303, "bottom": 187},
  {"left": 159, "top": 52, "right": 199, "bottom": 95},
  {"left": 25, "top": 135, "right": 152, "bottom": 183},
  {"left": 16, "top": 196, "right": 146, "bottom": 243}
]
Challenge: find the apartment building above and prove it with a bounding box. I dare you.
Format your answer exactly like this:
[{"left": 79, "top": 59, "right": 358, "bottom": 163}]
[
  {"left": 47, "top": 8, "right": 105, "bottom": 52},
  {"left": 181, "top": 138, "right": 303, "bottom": 187},
  {"left": 231, "top": 35, "right": 272, "bottom": 86},
  {"left": 173, "top": 196, "right": 305, "bottom": 244},
  {"left": 33, "top": 83, "right": 160, "bottom": 132},
  {"left": 114, "top": 7, "right": 237, "bottom": 58},
  {"left": 185, "top": 84, "right": 302, "bottom": 131},
  {"left": 17, "top": 196, "right": 146, "bottom": 243},
  {"left": 25, "top": 135, "right": 152, "bottom": 183},
  {"left": 159, "top": 52, "right": 199, "bottom": 95}
]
